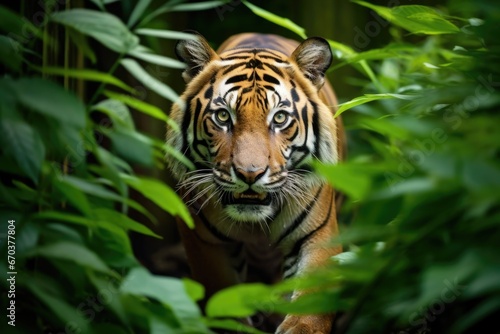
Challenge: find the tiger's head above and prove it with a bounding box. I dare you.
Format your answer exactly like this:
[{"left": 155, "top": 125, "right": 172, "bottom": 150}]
[{"left": 167, "top": 33, "right": 339, "bottom": 223}]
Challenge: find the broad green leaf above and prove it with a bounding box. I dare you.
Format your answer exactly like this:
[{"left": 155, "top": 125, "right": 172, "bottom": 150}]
[
  {"left": 242, "top": 1, "right": 306, "bottom": 39},
  {"left": 39, "top": 67, "right": 133, "bottom": 92},
  {"left": 92, "top": 99, "right": 135, "bottom": 130},
  {"left": 121, "top": 58, "right": 179, "bottom": 103},
  {"left": 29, "top": 241, "right": 114, "bottom": 274},
  {"left": 314, "top": 162, "right": 376, "bottom": 200},
  {"left": 182, "top": 278, "right": 205, "bottom": 302},
  {"left": 0, "top": 35, "right": 22, "bottom": 72},
  {"left": 122, "top": 175, "right": 193, "bottom": 228},
  {"left": 354, "top": 2, "right": 459, "bottom": 35},
  {"left": 129, "top": 48, "right": 186, "bottom": 69},
  {"left": 51, "top": 9, "right": 139, "bottom": 53},
  {"left": 135, "top": 28, "right": 198, "bottom": 40},
  {"left": 0, "top": 116, "right": 45, "bottom": 184},
  {"left": 127, "top": 0, "right": 153, "bottom": 27},
  {"left": 206, "top": 283, "right": 273, "bottom": 317},
  {"left": 13, "top": 78, "right": 86, "bottom": 128},
  {"left": 60, "top": 175, "right": 126, "bottom": 202},
  {"left": 52, "top": 176, "right": 93, "bottom": 216},
  {"left": 94, "top": 208, "right": 161, "bottom": 238},
  {"left": 106, "top": 127, "right": 155, "bottom": 166},
  {"left": 335, "top": 93, "right": 413, "bottom": 117},
  {"left": 103, "top": 90, "right": 178, "bottom": 131},
  {"left": 121, "top": 267, "right": 204, "bottom": 327}
]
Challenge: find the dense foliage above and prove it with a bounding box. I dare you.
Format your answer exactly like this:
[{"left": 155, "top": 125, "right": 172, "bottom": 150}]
[{"left": 1, "top": 0, "right": 499, "bottom": 334}]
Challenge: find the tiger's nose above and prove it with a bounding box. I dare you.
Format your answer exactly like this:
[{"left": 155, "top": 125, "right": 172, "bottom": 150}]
[{"left": 234, "top": 165, "right": 267, "bottom": 185}]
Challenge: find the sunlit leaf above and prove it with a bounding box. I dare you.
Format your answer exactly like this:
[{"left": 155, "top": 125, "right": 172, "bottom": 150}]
[
  {"left": 354, "top": 2, "right": 460, "bottom": 35},
  {"left": 39, "top": 67, "right": 133, "bottom": 92},
  {"left": 129, "top": 48, "right": 186, "bottom": 69},
  {"left": 121, "top": 58, "right": 179, "bottom": 103},
  {"left": 135, "top": 28, "right": 198, "bottom": 40},
  {"left": 242, "top": 1, "right": 306, "bottom": 39},
  {"left": 121, "top": 175, "right": 193, "bottom": 228}
]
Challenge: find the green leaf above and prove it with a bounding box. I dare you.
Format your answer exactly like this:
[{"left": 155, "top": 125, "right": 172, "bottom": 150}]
[
  {"left": 206, "top": 283, "right": 273, "bottom": 317},
  {"left": 121, "top": 58, "right": 180, "bottom": 103},
  {"left": 0, "top": 35, "right": 22, "bottom": 72},
  {"left": 335, "top": 93, "right": 413, "bottom": 117},
  {"left": 92, "top": 99, "right": 135, "bottom": 130},
  {"left": 129, "top": 48, "right": 186, "bottom": 69},
  {"left": 12, "top": 78, "right": 86, "bottom": 128},
  {"left": 127, "top": 0, "right": 153, "bottom": 28},
  {"left": 135, "top": 28, "right": 198, "bottom": 40},
  {"left": 52, "top": 176, "right": 93, "bottom": 216},
  {"left": 0, "top": 5, "right": 41, "bottom": 40},
  {"left": 94, "top": 208, "right": 161, "bottom": 238},
  {"left": 29, "top": 241, "right": 114, "bottom": 275},
  {"left": 205, "top": 319, "right": 268, "bottom": 334},
  {"left": 354, "top": 2, "right": 459, "bottom": 35},
  {"left": 122, "top": 175, "right": 194, "bottom": 228},
  {"left": 314, "top": 162, "right": 376, "bottom": 200},
  {"left": 51, "top": 9, "right": 139, "bottom": 53},
  {"left": 27, "top": 279, "right": 89, "bottom": 333},
  {"left": 242, "top": 1, "right": 307, "bottom": 39},
  {"left": 182, "top": 278, "right": 205, "bottom": 302},
  {"left": 106, "top": 127, "right": 155, "bottom": 166},
  {"left": 0, "top": 116, "right": 45, "bottom": 184},
  {"left": 103, "top": 90, "right": 178, "bottom": 130},
  {"left": 121, "top": 267, "right": 204, "bottom": 328},
  {"left": 60, "top": 175, "right": 126, "bottom": 202},
  {"left": 169, "top": 1, "right": 229, "bottom": 12},
  {"left": 39, "top": 67, "right": 133, "bottom": 92}
]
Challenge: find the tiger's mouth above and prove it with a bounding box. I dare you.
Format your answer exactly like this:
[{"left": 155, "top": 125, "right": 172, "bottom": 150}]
[{"left": 222, "top": 190, "right": 272, "bottom": 206}]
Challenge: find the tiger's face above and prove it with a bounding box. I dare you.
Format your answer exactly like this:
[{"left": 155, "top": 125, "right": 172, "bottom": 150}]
[{"left": 167, "top": 33, "right": 338, "bottom": 223}]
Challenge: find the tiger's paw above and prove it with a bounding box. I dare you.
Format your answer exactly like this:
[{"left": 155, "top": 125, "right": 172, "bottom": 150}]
[{"left": 276, "top": 314, "right": 333, "bottom": 334}]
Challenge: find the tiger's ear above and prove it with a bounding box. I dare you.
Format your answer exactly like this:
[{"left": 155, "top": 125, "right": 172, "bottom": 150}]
[
  {"left": 175, "top": 31, "right": 219, "bottom": 83},
  {"left": 290, "top": 37, "right": 332, "bottom": 90}
]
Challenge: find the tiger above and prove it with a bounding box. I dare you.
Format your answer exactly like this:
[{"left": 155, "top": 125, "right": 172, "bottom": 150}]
[{"left": 166, "top": 31, "right": 346, "bottom": 334}]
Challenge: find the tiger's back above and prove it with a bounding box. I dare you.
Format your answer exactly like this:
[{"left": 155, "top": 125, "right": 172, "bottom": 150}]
[{"left": 167, "top": 32, "right": 345, "bottom": 333}]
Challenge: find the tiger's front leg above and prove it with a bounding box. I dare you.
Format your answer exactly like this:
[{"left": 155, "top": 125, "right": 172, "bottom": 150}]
[
  {"left": 276, "top": 187, "right": 341, "bottom": 334},
  {"left": 176, "top": 217, "right": 242, "bottom": 301}
]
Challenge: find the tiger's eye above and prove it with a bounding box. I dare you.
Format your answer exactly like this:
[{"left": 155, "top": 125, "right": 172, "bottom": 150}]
[
  {"left": 273, "top": 111, "right": 288, "bottom": 124},
  {"left": 216, "top": 110, "right": 230, "bottom": 123}
]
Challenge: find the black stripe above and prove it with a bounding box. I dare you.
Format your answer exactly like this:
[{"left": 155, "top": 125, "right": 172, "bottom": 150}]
[
  {"left": 311, "top": 101, "right": 321, "bottom": 160},
  {"left": 226, "top": 74, "right": 247, "bottom": 84},
  {"left": 222, "top": 62, "right": 246, "bottom": 74},
  {"left": 285, "top": 190, "right": 334, "bottom": 259},
  {"left": 276, "top": 186, "right": 323, "bottom": 245},
  {"left": 198, "top": 211, "right": 234, "bottom": 242},
  {"left": 191, "top": 99, "right": 205, "bottom": 159},
  {"left": 291, "top": 88, "right": 299, "bottom": 102},
  {"left": 180, "top": 96, "right": 193, "bottom": 155},
  {"left": 263, "top": 63, "right": 283, "bottom": 76},
  {"left": 263, "top": 74, "right": 280, "bottom": 85}
]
